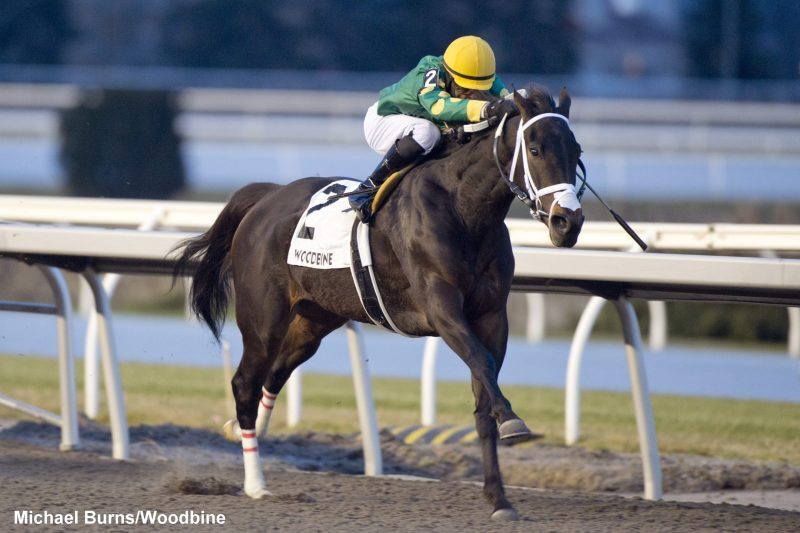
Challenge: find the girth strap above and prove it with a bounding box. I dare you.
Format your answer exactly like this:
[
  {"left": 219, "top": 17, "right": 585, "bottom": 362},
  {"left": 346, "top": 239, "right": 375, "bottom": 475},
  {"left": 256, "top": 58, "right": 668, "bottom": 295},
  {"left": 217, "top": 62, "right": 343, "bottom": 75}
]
[{"left": 348, "top": 219, "right": 412, "bottom": 336}]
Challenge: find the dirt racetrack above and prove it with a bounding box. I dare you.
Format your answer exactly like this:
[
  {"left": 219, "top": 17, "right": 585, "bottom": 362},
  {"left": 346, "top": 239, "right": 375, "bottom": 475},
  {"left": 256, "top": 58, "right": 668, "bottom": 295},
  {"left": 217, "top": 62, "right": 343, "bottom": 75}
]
[{"left": 1, "top": 420, "right": 799, "bottom": 532}]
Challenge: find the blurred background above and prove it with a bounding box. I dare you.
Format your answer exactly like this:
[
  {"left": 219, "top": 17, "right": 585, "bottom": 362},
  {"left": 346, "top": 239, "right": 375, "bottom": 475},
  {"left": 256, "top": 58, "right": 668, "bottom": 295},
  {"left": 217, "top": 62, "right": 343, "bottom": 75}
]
[
  {"left": 0, "top": 0, "right": 797, "bottom": 212},
  {"left": 1, "top": 0, "right": 800, "bottom": 374}
]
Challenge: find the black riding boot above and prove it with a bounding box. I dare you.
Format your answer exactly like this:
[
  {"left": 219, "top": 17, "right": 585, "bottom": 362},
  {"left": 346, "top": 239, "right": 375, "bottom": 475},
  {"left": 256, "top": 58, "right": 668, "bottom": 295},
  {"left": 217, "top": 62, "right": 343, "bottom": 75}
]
[{"left": 350, "top": 135, "right": 425, "bottom": 223}]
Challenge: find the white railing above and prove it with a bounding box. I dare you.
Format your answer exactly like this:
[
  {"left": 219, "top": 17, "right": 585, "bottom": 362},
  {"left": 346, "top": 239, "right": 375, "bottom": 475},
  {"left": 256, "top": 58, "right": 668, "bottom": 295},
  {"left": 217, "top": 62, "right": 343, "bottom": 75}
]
[
  {"left": 0, "top": 265, "right": 78, "bottom": 452},
  {"left": 4, "top": 195, "right": 800, "bottom": 500},
  {"left": 506, "top": 218, "right": 800, "bottom": 357}
]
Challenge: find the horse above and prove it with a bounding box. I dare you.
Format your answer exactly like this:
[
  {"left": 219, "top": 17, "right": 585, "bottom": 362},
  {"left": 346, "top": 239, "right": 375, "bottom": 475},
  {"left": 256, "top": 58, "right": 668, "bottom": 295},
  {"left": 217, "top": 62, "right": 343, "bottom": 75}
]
[{"left": 172, "top": 86, "right": 584, "bottom": 520}]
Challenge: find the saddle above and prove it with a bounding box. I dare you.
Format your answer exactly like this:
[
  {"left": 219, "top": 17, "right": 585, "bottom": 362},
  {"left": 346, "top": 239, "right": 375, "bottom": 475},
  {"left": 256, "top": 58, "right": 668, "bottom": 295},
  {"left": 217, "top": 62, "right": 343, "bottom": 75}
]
[
  {"left": 368, "top": 164, "right": 415, "bottom": 218},
  {"left": 368, "top": 131, "right": 460, "bottom": 219},
  {"left": 286, "top": 179, "right": 412, "bottom": 336}
]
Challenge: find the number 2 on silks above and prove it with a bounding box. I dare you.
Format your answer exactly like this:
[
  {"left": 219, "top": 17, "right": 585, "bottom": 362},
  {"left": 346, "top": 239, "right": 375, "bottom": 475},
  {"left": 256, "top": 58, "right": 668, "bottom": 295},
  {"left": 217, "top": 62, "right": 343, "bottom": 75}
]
[{"left": 423, "top": 68, "right": 438, "bottom": 88}]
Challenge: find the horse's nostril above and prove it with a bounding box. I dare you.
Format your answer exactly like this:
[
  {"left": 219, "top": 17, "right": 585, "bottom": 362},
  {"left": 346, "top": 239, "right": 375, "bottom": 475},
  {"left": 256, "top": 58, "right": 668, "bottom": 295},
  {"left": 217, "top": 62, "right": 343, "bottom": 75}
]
[{"left": 551, "top": 215, "right": 570, "bottom": 234}]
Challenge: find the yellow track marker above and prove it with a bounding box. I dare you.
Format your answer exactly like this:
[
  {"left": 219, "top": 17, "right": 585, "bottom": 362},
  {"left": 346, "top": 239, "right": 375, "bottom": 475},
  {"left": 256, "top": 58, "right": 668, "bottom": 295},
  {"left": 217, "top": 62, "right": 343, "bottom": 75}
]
[
  {"left": 431, "top": 425, "right": 464, "bottom": 445},
  {"left": 461, "top": 430, "right": 480, "bottom": 443},
  {"left": 403, "top": 425, "right": 435, "bottom": 444}
]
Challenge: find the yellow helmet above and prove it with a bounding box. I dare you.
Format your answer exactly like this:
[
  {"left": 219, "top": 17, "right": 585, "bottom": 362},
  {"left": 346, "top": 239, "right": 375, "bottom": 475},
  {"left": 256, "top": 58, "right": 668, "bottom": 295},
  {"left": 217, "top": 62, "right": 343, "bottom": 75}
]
[{"left": 442, "top": 36, "right": 496, "bottom": 90}]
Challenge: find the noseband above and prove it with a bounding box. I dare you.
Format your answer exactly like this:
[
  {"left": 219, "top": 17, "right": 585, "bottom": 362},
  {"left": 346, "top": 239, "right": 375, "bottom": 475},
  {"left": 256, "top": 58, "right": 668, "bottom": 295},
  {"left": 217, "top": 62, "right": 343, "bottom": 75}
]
[{"left": 492, "top": 112, "right": 586, "bottom": 222}]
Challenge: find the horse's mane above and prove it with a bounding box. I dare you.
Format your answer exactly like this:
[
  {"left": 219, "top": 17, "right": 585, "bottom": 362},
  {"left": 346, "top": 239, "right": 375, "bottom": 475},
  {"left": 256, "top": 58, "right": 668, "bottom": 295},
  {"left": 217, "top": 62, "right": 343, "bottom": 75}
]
[
  {"left": 525, "top": 85, "right": 556, "bottom": 115},
  {"left": 431, "top": 85, "right": 555, "bottom": 160}
]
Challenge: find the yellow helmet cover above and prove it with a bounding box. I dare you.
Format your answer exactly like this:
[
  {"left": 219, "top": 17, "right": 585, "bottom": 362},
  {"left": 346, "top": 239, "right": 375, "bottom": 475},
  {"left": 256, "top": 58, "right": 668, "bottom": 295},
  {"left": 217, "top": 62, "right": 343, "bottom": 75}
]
[{"left": 442, "top": 36, "right": 496, "bottom": 90}]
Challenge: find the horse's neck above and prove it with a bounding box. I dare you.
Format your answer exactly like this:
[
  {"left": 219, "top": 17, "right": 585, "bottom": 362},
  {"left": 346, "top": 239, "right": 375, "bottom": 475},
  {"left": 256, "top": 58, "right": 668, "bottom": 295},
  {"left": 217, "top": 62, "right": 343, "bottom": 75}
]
[{"left": 441, "top": 133, "right": 516, "bottom": 235}]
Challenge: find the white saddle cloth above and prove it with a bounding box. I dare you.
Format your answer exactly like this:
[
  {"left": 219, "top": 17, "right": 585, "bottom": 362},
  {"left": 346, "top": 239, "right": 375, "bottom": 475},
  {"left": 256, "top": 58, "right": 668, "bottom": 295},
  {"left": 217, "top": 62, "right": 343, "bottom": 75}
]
[{"left": 286, "top": 179, "right": 360, "bottom": 269}]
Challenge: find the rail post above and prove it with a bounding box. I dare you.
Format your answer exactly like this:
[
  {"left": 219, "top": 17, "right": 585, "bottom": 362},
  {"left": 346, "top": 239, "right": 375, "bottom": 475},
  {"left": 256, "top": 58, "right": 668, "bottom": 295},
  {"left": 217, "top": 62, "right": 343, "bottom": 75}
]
[
  {"left": 40, "top": 266, "right": 80, "bottom": 451},
  {"left": 789, "top": 307, "right": 800, "bottom": 358},
  {"left": 613, "top": 297, "right": 662, "bottom": 500},
  {"left": 421, "top": 337, "right": 438, "bottom": 426},
  {"left": 525, "top": 293, "right": 546, "bottom": 342},
  {"left": 647, "top": 301, "right": 667, "bottom": 351},
  {"left": 345, "top": 321, "right": 382, "bottom": 476},
  {"left": 82, "top": 269, "right": 129, "bottom": 460},
  {"left": 565, "top": 296, "right": 606, "bottom": 444},
  {"left": 286, "top": 369, "right": 303, "bottom": 427}
]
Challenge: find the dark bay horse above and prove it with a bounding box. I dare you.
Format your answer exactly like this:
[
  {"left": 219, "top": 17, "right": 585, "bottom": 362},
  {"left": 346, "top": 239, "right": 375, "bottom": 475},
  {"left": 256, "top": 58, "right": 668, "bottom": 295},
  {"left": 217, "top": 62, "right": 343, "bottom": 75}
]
[{"left": 173, "top": 86, "right": 584, "bottom": 520}]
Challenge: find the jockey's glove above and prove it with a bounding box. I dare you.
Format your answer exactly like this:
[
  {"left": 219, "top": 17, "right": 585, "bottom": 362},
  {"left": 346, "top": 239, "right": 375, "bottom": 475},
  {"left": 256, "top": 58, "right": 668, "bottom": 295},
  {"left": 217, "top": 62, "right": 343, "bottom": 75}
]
[{"left": 481, "top": 99, "right": 519, "bottom": 120}]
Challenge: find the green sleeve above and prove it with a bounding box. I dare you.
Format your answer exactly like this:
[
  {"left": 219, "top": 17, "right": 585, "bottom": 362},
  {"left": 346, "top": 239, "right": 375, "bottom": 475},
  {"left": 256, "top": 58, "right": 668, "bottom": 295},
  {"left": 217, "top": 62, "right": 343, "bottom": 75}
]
[
  {"left": 491, "top": 76, "right": 510, "bottom": 98},
  {"left": 417, "top": 86, "right": 486, "bottom": 123}
]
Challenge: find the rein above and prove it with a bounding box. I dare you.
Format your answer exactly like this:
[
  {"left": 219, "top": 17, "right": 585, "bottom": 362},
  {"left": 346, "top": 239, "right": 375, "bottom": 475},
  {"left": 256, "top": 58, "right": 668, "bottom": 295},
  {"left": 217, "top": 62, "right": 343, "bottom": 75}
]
[
  {"left": 489, "top": 112, "right": 647, "bottom": 251},
  {"left": 492, "top": 112, "right": 586, "bottom": 222}
]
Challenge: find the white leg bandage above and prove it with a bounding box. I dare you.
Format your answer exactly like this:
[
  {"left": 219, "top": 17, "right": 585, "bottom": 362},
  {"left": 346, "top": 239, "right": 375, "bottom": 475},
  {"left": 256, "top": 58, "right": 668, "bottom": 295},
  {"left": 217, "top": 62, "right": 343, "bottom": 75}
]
[
  {"left": 255, "top": 388, "right": 277, "bottom": 438},
  {"left": 241, "top": 428, "right": 270, "bottom": 498}
]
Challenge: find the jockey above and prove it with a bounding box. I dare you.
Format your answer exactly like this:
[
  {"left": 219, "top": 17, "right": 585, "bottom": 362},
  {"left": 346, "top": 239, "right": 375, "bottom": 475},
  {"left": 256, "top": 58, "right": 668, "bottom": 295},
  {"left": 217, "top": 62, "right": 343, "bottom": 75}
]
[{"left": 350, "top": 35, "right": 520, "bottom": 222}]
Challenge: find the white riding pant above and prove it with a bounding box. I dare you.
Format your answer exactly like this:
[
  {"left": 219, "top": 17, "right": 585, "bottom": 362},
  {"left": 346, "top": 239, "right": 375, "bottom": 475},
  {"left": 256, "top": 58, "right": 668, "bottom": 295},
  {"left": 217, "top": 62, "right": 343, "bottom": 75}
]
[{"left": 363, "top": 101, "right": 441, "bottom": 156}]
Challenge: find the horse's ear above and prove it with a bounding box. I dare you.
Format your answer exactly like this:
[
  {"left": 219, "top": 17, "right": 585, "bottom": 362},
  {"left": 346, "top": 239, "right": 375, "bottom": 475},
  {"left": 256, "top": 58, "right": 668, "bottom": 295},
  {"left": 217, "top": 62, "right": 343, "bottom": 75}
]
[
  {"left": 513, "top": 89, "right": 535, "bottom": 121},
  {"left": 557, "top": 86, "right": 571, "bottom": 119}
]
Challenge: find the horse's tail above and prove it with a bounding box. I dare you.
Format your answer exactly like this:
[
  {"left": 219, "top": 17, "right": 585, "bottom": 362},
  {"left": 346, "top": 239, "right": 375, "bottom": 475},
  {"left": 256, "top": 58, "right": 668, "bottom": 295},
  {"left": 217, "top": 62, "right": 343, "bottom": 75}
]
[{"left": 172, "top": 183, "right": 275, "bottom": 340}]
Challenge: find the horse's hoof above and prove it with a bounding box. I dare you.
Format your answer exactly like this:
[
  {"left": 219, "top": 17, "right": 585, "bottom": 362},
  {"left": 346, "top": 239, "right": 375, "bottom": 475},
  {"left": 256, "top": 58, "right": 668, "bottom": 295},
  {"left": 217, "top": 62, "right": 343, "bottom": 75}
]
[
  {"left": 222, "top": 419, "right": 242, "bottom": 442},
  {"left": 244, "top": 485, "right": 272, "bottom": 499},
  {"left": 498, "top": 418, "right": 543, "bottom": 445},
  {"left": 491, "top": 508, "right": 519, "bottom": 521}
]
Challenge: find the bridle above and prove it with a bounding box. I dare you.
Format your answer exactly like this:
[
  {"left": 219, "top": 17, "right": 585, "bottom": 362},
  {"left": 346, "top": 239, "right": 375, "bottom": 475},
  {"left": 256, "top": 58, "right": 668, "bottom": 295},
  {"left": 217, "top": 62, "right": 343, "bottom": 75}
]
[
  {"left": 491, "top": 112, "right": 587, "bottom": 222},
  {"left": 462, "top": 103, "right": 647, "bottom": 250}
]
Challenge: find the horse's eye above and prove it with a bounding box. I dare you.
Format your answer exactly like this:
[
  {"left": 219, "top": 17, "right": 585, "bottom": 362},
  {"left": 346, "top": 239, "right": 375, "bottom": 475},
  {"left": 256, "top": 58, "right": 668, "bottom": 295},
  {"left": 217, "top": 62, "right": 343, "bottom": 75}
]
[{"left": 529, "top": 146, "right": 540, "bottom": 157}]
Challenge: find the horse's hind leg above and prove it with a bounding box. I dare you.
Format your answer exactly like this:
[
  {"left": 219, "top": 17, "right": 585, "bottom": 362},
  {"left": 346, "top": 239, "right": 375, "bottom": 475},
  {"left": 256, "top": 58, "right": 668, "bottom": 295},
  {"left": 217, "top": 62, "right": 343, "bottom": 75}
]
[
  {"left": 229, "top": 333, "right": 285, "bottom": 499},
  {"left": 218, "top": 278, "right": 295, "bottom": 498},
  {"left": 226, "top": 305, "right": 344, "bottom": 499},
  {"left": 223, "top": 342, "right": 273, "bottom": 443},
  {"left": 250, "top": 310, "right": 345, "bottom": 440},
  {"left": 263, "top": 310, "right": 346, "bottom": 409}
]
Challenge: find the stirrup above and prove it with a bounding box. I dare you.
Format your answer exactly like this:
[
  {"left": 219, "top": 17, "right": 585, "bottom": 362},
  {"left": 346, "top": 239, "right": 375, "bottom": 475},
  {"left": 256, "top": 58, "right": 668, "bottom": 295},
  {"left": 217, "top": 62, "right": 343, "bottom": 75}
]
[
  {"left": 349, "top": 176, "right": 378, "bottom": 219},
  {"left": 349, "top": 189, "right": 375, "bottom": 223},
  {"left": 356, "top": 207, "right": 373, "bottom": 223},
  {"left": 352, "top": 197, "right": 373, "bottom": 223}
]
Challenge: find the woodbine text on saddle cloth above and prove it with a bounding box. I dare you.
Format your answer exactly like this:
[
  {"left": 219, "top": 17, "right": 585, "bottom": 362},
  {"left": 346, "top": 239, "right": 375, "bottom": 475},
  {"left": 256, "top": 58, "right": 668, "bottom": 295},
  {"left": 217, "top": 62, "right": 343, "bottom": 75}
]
[{"left": 287, "top": 179, "right": 360, "bottom": 269}]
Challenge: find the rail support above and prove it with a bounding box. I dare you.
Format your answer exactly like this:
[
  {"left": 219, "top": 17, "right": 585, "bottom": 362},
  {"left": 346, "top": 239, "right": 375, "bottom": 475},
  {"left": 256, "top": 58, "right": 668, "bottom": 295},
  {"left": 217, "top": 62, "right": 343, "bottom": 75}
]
[
  {"left": 286, "top": 369, "right": 303, "bottom": 428},
  {"left": 565, "top": 296, "right": 662, "bottom": 500},
  {"left": 565, "top": 296, "right": 606, "bottom": 445},
  {"left": 282, "top": 322, "right": 382, "bottom": 476},
  {"left": 525, "top": 293, "right": 546, "bottom": 342},
  {"left": 82, "top": 269, "right": 129, "bottom": 460},
  {"left": 0, "top": 266, "right": 80, "bottom": 451},
  {"left": 647, "top": 300, "right": 667, "bottom": 351},
  {"left": 41, "top": 266, "right": 80, "bottom": 452},
  {"left": 613, "top": 297, "right": 662, "bottom": 500},
  {"left": 421, "top": 337, "right": 438, "bottom": 426},
  {"left": 789, "top": 307, "right": 800, "bottom": 358},
  {"left": 345, "top": 321, "right": 382, "bottom": 476}
]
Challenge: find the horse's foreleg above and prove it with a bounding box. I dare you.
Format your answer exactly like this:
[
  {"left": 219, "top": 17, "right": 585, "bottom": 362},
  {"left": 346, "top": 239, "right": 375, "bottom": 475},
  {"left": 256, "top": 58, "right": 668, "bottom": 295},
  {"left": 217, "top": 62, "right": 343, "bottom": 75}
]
[
  {"left": 471, "top": 376, "right": 517, "bottom": 519},
  {"left": 426, "top": 281, "right": 521, "bottom": 429},
  {"left": 469, "top": 310, "right": 532, "bottom": 520}
]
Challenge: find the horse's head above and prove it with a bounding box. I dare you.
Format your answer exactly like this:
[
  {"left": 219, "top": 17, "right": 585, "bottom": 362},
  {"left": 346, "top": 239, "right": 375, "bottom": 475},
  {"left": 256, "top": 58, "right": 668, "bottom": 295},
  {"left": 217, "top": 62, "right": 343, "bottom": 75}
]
[{"left": 508, "top": 86, "right": 584, "bottom": 247}]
